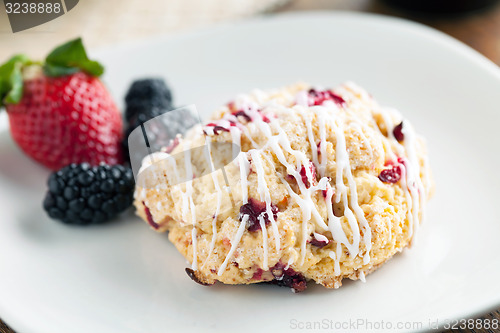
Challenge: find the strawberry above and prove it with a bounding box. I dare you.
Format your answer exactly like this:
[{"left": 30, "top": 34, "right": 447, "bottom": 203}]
[{"left": 0, "top": 38, "right": 123, "bottom": 170}]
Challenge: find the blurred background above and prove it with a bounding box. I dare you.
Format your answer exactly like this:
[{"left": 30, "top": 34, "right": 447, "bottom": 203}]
[
  {"left": 1, "top": 0, "right": 500, "bottom": 332},
  {"left": 1, "top": 0, "right": 500, "bottom": 64}
]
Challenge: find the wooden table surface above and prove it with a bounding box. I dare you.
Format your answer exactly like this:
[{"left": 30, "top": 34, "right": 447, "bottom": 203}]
[{"left": 1, "top": 0, "right": 500, "bottom": 332}]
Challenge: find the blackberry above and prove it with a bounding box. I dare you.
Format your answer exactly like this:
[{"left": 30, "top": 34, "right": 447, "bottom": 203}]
[
  {"left": 123, "top": 78, "right": 176, "bottom": 164},
  {"left": 122, "top": 78, "right": 199, "bottom": 170},
  {"left": 125, "top": 78, "right": 173, "bottom": 122},
  {"left": 43, "top": 163, "right": 135, "bottom": 225}
]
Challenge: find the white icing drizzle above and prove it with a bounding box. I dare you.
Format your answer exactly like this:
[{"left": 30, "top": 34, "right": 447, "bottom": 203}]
[
  {"left": 375, "top": 107, "right": 427, "bottom": 245},
  {"left": 237, "top": 152, "right": 250, "bottom": 204},
  {"left": 218, "top": 88, "right": 380, "bottom": 268},
  {"left": 249, "top": 150, "right": 281, "bottom": 257},
  {"left": 240, "top": 109, "right": 330, "bottom": 265},
  {"left": 182, "top": 141, "right": 198, "bottom": 270},
  {"left": 201, "top": 137, "right": 223, "bottom": 269},
  {"left": 301, "top": 107, "right": 328, "bottom": 178},
  {"left": 398, "top": 158, "right": 414, "bottom": 244},
  {"left": 304, "top": 110, "right": 319, "bottom": 173},
  {"left": 277, "top": 172, "right": 323, "bottom": 264},
  {"left": 359, "top": 271, "right": 366, "bottom": 283},
  {"left": 328, "top": 247, "right": 341, "bottom": 276},
  {"left": 317, "top": 111, "right": 327, "bottom": 178},
  {"left": 139, "top": 83, "right": 428, "bottom": 279},
  {"left": 327, "top": 108, "right": 372, "bottom": 264},
  {"left": 267, "top": 125, "right": 328, "bottom": 231},
  {"left": 313, "top": 232, "right": 329, "bottom": 243},
  {"left": 218, "top": 214, "right": 248, "bottom": 275},
  {"left": 258, "top": 215, "right": 269, "bottom": 269},
  {"left": 284, "top": 255, "right": 295, "bottom": 270},
  {"left": 401, "top": 121, "right": 425, "bottom": 242}
]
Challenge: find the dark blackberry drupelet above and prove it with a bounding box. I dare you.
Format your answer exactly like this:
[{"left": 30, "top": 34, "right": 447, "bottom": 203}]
[{"left": 43, "top": 163, "right": 135, "bottom": 225}]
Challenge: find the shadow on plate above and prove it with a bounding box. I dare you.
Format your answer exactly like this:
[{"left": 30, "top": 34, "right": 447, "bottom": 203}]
[
  {"left": 183, "top": 274, "right": 362, "bottom": 296},
  {"left": 17, "top": 203, "right": 138, "bottom": 244},
  {"left": 16, "top": 203, "right": 60, "bottom": 243}
]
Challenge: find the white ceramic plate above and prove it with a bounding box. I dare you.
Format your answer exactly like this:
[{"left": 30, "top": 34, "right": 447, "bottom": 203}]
[{"left": 1, "top": 12, "right": 499, "bottom": 333}]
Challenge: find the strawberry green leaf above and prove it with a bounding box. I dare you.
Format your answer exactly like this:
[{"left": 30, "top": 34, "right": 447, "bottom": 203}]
[
  {"left": 43, "top": 64, "right": 79, "bottom": 77},
  {"left": 44, "top": 38, "right": 104, "bottom": 77},
  {"left": 0, "top": 54, "right": 30, "bottom": 107}
]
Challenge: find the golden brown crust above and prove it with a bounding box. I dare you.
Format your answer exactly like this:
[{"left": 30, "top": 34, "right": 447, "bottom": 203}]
[{"left": 134, "top": 82, "right": 433, "bottom": 291}]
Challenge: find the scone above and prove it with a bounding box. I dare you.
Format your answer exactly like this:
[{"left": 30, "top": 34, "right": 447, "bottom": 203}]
[{"left": 133, "top": 82, "right": 433, "bottom": 292}]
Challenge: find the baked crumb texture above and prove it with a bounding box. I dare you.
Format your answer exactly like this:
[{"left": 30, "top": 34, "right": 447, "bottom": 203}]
[{"left": 134, "top": 82, "right": 433, "bottom": 291}]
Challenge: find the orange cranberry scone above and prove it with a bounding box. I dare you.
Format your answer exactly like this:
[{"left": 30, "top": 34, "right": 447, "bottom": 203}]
[{"left": 134, "top": 82, "right": 433, "bottom": 292}]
